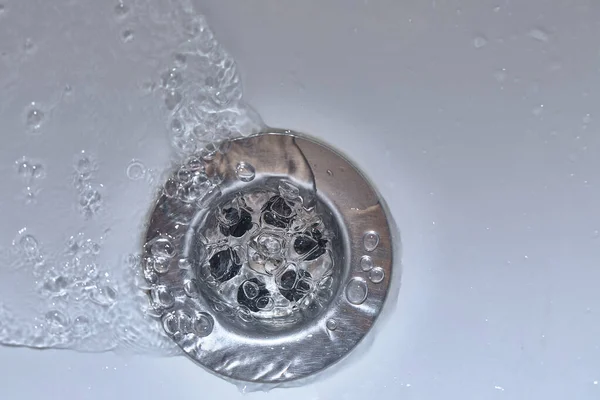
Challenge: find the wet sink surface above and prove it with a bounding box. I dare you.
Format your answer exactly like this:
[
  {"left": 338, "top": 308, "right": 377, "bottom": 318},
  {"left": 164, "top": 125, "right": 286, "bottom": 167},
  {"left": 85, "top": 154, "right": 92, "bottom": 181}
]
[{"left": 1, "top": 0, "right": 600, "bottom": 399}]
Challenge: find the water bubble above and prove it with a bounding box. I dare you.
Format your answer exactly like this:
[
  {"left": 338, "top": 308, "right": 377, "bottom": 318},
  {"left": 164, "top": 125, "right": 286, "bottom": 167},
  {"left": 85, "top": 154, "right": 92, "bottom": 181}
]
[
  {"left": 15, "top": 158, "right": 45, "bottom": 181},
  {"left": 45, "top": 310, "right": 69, "bottom": 334},
  {"left": 163, "top": 178, "right": 180, "bottom": 198},
  {"left": 363, "top": 231, "right": 380, "bottom": 252},
  {"left": 345, "top": 278, "right": 368, "bottom": 305},
  {"left": 42, "top": 276, "right": 68, "bottom": 295},
  {"left": 368, "top": 267, "right": 385, "bottom": 284},
  {"left": 528, "top": 27, "right": 550, "bottom": 42},
  {"left": 193, "top": 313, "right": 213, "bottom": 337},
  {"left": 161, "top": 68, "right": 183, "bottom": 90},
  {"left": 90, "top": 285, "right": 118, "bottom": 306},
  {"left": 174, "top": 53, "right": 187, "bottom": 67},
  {"left": 25, "top": 104, "right": 44, "bottom": 131},
  {"left": 126, "top": 160, "right": 146, "bottom": 180},
  {"left": 473, "top": 35, "right": 488, "bottom": 49},
  {"left": 278, "top": 181, "right": 300, "bottom": 201},
  {"left": 326, "top": 319, "right": 337, "bottom": 331},
  {"left": 164, "top": 90, "right": 182, "bottom": 111},
  {"left": 235, "top": 162, "right": 256, "bottom": 182},
  {"left": 79, "top": 186, "right": 102, "bottom": 215},
  {"left": 183, "top": 279, "right": 198, "bottom": 297},
  {"left": 242, "top": 280, "right": 260, "bottom": 299},
  {"left": 19, "top": 234, "right": 39, "bottom": 257},
  {"left": 114, "top": 2, "right": 129, "bottom": 18},
  {"left": 74, "top": 152, "right": 94, "bottom": 178},
  {"left": 121, "top": 29, "right": 134, "bottom": 43},
  {"left": 170, "top": 118, "right": 184, "bottom": 135},
  {"left": 72, "top": 315, "right": 91, "bottom": 336},
  {"left": 23, "top": 38, "right": 36, "bottom": 53},
  {"left": 360, "top": 255, "right": 374, "bottom": 271},
  {"left": 256, "top": 296, "right": 274, "bottom": 311},
  {"left": 162, "top": 311, "right": 192, "bottom": 336},
  {"left": 151, "top": 285, "right": 175, "bottom": 309},
  {"left": 237, "top": 306, "right": 253, "bottom": 322},
  {"left": 63, "top": 84, "right": 73, "bottom": 95},
  {"left": 178, "top": 258, "right": 192, "bottom": 270}
]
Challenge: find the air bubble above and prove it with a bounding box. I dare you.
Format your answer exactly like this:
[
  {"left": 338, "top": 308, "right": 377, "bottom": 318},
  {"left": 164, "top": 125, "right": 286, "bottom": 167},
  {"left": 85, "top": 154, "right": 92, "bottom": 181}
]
[
  {"left": 45, "top": 310, "right": 69, "bottom": 334},
  {"left": 25, "top": 104, "right": 44, "bottom": 131},
  {"left": 23, "top": 38, "right": 36, "bottom": 53},
  {"left": 235, "top": 162, "right": 256, "bottom": 182},
  {"left": 151, "top": 285, "right": 175, "bottom": 308},
  {"left": 345, "top": 278, "right": 368, "bottom": 305},
  {"left": 79, "top": 186, "right": 102, "bottom": 216},
  {"left": 326, "top": 319, "right": 337, "bottom": 331},
  {"left": 183, "top": 279, "right": 198, "bottom": 297},
  {"left": 174, "top": 53, "right": 187, "bottom": 67},
  {"left": 90, "top": 285, "right": 118, "bottom": 306},
  {"left": 74, "top": 152, "right": 94, "bottom": 179},
  {"left": 368, "top": 267, "right": 385, "bottom": 284},
  {"left": 15, "top": 158, "right": 45, "bottom": 181},
  {"left": 161, "top": 68, "right": 183, "bottom": 90},
  {"left": 19, "top": 234, "right": 39, "bottom": 257},
  {"left": 193, "top": 313, "right": 214, "bottom": 337},
  {"left": 170, "top": 118, "right": 184, "bottom": 135},
  {"left": 114, "top": 2, "right": 129, "bottom": 18},
  {"left": 164, "top": 90, "right": 182, "bottom": 111},
  {"left": 242, "top": 280, "right": 260, "bottom": 299},
  {"left": 363, "top": 231, "right": 380, "bottom": 252},
  {"left": 126, "top": 160, "right": 146, "bottom": 180},
  {"left": 473, "top": 35, "right": 488, "bottom": 49},
  {"left": 121, "top": 29, "right": 134, "bottom": 43},
  {"left": 528, "top": 27, "right": 550, "bottom": 42},
  {"left": 360, "top": 255, "right": 374, "bottom": 271},
  {"left": 279, "top": 181, "right": 300, "bottom": 200},
  {"left": 72, "top": 315, "right": 91, "bottom": 336}
]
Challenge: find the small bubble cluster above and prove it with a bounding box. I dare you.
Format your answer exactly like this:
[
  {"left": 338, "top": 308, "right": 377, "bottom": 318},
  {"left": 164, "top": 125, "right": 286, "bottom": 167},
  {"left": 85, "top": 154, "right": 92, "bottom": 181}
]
[
  {"left": 14, "top": 157, "right": 46, "bottom": 204},
  {"left": 72, "top": 151, "right": 103, "bottom": 218},
  {"left": 152, "top": 8, "right": 264, "bottom": 157}
]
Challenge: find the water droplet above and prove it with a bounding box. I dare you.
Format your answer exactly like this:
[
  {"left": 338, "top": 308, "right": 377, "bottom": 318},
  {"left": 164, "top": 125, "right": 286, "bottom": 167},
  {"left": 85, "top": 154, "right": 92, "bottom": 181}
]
[
  {"left": 369, "top": 267, "right": 385, "bottom": 284},
  {"left": 164, "top": 90, "right": 182, "bottom": 111},
  {"left": 121, "top": 29, "right": 134, "bottom": 43},
  {"left": 45, "top": 310, "right": 69, "bottom": 334},
  {"left": 360, "top": 255, "right": 374, "bottom": 271},
  {"left": 528, "top": 27, "right": 550, "bottom": 42},
  {"left": 151, "top": 285, "right": 174, "bottom": 308},
  {"left": 25, "top": 104, "right": 44, "bottom": 131},
  {"left": 326, "top": 169, "right": 333, "bottom": 176},
  {"left": 193, "top": 313, "right": 213, "bottom": 337},
  {"left": 161, "top": 68, "right": 183, "bottom": 90},
  {"left": 63, "top": 84, "right": 73, "bottom": 95},
  {"left": 363, "top": 231, "right": 380, "bottom": 252},
  {"left": 114, "top": 2, "right": 129, "bottom": 18},
  {"left": 473, "top": 35, "right": 488, "bottom": 49},
  {"left": 15, "top": 158, "right": 45, "bottom": 181},
  {"left": 126, "top": 160, "right": 146, "bottom": 180},
  {"left": 326, "top": 319, "right": 337, "bottom": 331},
  {"left": 345, "top": 278, "right": 368, "bottom": 305},
  {"left": 162, "top": 311, "right": 192, "bottom": 336},
  {"left": 235, "top": 162, "right": 256, "bottom": 182}
]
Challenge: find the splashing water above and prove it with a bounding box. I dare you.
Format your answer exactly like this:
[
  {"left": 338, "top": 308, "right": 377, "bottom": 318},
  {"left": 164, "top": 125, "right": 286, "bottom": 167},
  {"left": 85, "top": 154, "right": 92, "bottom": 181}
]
[{"left": 0, "top": 0, "right": 264, "bottom": 355}]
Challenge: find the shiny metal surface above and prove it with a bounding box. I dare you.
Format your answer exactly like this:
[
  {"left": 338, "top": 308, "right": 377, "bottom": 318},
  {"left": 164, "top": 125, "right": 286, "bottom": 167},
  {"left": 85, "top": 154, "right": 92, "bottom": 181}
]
[{"left": 144, "top": 131, "right": 395, "bottom": 383}]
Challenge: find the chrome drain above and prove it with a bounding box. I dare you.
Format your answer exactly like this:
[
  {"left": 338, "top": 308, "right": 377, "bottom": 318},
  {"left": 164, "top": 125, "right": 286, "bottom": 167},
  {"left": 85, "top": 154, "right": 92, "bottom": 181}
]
[{"left": 143, "top": 131, "right": 396, "bottom": 384}]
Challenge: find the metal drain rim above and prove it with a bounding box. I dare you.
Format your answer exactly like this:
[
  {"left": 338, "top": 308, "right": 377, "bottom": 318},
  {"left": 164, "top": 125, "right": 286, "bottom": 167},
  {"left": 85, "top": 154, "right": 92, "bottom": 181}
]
[{"left": 144, "top": 130, "right": 394, "bottom": 383}]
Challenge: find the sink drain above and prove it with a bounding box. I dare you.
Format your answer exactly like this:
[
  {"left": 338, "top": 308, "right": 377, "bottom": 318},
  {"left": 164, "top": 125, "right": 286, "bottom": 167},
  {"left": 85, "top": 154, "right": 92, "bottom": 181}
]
[{"left": 143, "top": 131, "right": 395, "bottom": 384}]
